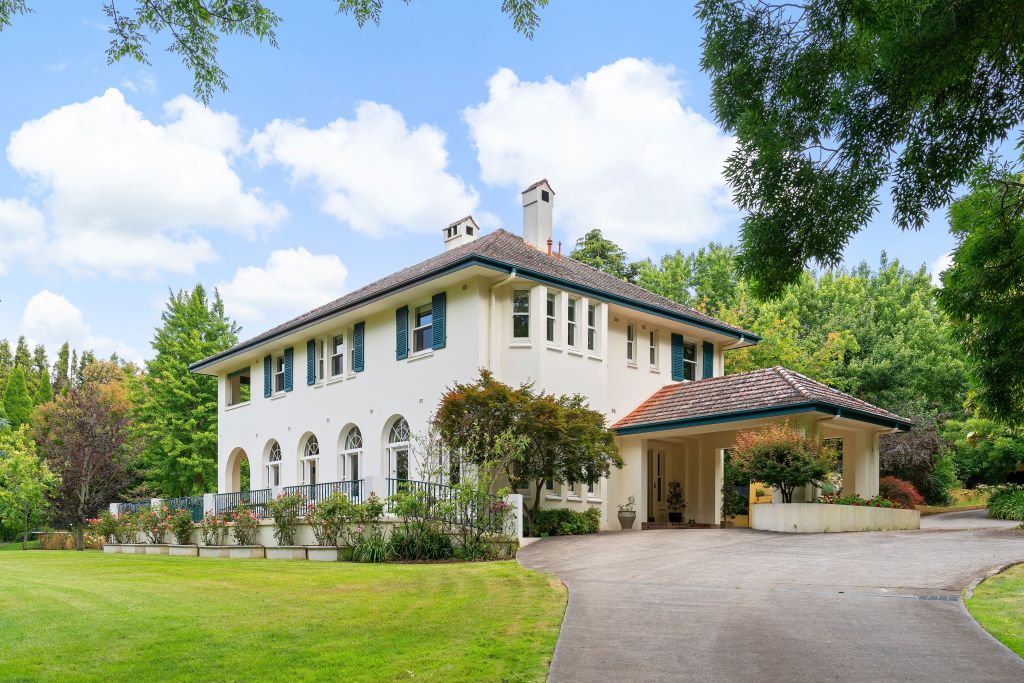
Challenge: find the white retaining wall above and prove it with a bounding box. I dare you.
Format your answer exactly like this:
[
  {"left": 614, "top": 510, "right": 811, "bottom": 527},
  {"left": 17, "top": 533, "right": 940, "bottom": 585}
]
[{"left": 751, "top": 503, "right": 920, "bottom": 533}]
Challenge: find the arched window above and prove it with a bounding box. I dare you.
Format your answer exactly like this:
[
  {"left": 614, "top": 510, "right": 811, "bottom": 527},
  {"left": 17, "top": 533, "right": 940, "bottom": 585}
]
[
  {"left": 265, "top": 441, "right": 282, "bottom": 487},
  {"left": 301, "top": 434, "right": 319, "bottom": 485},
  {"left": 386, "top": 417, "right": 410, "bottom": 481},
  {"left": 340, "top": 426, "right": 362, "bottom": 481}
]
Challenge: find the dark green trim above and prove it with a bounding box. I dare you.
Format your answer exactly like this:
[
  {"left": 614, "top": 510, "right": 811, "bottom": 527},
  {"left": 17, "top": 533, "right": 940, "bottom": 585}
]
[
  {"left": 190, "top": 254, "right": 758, "bottom": 372},
  {"left": 614, "top": 402, "right": 911, "bottom": 435}
]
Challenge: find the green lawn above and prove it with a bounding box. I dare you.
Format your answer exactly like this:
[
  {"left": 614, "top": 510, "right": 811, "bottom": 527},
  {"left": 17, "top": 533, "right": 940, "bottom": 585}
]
[
  {"left": 0, "top": 540, "right": 40, "bottom": 551},
  {"left": 0, "top": 552, "right": 566, "bottom": 682},
  {"left": 966, "top": 563, "right": 1024, "bottom": 657}
]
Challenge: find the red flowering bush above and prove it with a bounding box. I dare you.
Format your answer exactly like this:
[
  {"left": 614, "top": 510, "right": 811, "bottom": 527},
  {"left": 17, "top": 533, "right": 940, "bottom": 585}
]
[
  {"left": 266, "top": 492, "right": 305, "bottom": 546},
  {"left": 199, "top": 511, "right": 229, "bottom": 546},
  {"left": 817, "top": 493, "right": 899, "bottom": 508},
  {"left": 230, "top": 505, "right": 260, "bottom": 546},
  {"left": 879, "top": 477, "right": 925, "bottom": 509},
  {"left": 137, "top": 506, "right": 172, "bottom": 544},
  {"left": 168, "top": 508, "right": 196, "bottom": 544}
]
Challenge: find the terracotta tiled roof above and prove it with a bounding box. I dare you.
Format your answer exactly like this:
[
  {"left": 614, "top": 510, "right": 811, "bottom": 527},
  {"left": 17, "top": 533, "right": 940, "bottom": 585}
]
[
  {"left": 611, "top": 366, "right": 911, "bottom": 431},
  {"left": 192, "top": 229, "right": 757, "bottom": 371},
  {"left": 522, "top": 178, "right": 555, "bottom": 194}
]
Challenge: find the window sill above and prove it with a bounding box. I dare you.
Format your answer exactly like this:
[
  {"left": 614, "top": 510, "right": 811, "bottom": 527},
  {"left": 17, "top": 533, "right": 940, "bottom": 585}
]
[
  {"left": 587, "top": 497, "right": 602, "bottom": 504},
  {"left": 270, "top": 393, "right": 286, "bottom": 401},
  {"left": 509, "top": 340, "right": 532, "bottom": 348},
  {"left": 544, "top": 494, "right": 562, "bottom": 501},
  {"left": 225, "top": 401, "right": 250, "bottom": 411},
  {"left": 649, "top": 367, "right": 660, "bottom": 374},
  {"left": 567, "top": 349, "right": 583, "bottom": 357},
  {"left": 587, "top": 353, "right": 603, "bottom": 361},
  {"left": 546, "top": 344, "right": 562, "bottom": 353},
  {"left": 326, "top": 376, "right": 345, "bottom": 386},
  {"left": 566, "top": 496, "right": 583, "bottom": 503},
  {"left": 408, "top": 350, "right": 433, "bottom": 362},
  {"left": 626, "top": 361, "right": 638, "bottom": 369}
]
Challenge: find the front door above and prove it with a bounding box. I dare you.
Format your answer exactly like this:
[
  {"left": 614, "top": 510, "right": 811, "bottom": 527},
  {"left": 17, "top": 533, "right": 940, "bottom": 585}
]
[{"left": 647, "top": 448, "right": 667, "bottom": 522}]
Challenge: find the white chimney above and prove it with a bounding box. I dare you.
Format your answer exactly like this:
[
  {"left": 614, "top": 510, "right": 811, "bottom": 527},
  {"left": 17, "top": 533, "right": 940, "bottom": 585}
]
[
  {"left": 521, "top": 179, "right": 554, "bottom": 251},
  {"left": 443, "top": 215, "right": 480, "bottom": 251}
]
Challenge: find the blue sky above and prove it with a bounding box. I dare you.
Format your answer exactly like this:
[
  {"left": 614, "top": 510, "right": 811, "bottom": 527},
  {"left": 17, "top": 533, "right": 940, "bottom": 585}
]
[{"left": 0, "top": 2, "right": 957, "bottom": 363}]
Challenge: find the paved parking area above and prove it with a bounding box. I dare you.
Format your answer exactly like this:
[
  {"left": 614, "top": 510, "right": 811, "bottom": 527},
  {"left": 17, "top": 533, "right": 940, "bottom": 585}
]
[{"left": 518, "top": 519, "right": 1024, "bottom": 682}]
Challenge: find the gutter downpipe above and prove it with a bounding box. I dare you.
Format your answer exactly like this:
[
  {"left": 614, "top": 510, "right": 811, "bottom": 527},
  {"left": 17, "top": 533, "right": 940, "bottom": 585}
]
[
  {"left": 723, "top": 335, "right": 747, "bottom": 350},
  {"left": 487, "top": 268, "right": 518, "bottom": 370}
]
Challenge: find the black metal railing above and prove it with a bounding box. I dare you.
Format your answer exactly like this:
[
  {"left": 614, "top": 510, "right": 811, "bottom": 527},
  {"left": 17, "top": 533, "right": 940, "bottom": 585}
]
[
  {"left": 214, "top": 488, "right": 273, "bottom": 517},
  {"left": 385, "top": 478, "right": 510, "bottom": 534},
  {"left": 164, "top": 495, "right": 206, "bottom": 523},
  {"left": 283, "top": 480, "right": 363, "bottom": 515}
]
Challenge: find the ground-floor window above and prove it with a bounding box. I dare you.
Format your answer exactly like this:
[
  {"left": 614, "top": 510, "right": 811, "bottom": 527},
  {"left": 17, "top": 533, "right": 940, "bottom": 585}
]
[
  {"left": 340, "top": 426, "right": 362, "bottom": 481},
  {"left": 266, "top": 440, "right": 282, "bottom": 487},
  {"left": 301, "top": 435, "right": 319, "bottom": 485},
  {"left": 387, "top": 417, "right": 411, "bottom": 480}
]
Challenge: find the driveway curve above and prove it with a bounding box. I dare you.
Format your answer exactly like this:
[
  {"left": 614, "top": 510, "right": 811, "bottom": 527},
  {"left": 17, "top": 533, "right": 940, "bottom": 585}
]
[{"left": 518, "top": 523, "right": 1024, "bottom": 682}]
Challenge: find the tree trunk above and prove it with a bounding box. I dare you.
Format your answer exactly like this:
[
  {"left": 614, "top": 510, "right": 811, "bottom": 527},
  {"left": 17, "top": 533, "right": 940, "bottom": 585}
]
[
  {"left": 22, "top": 509, "right": 30, "bottom": 550},
  {"left": 781, "top": 486, "right": 793, "bottom": 504},
  {"left": 74, "top": 525, "right": 85, "bottom": 551}
]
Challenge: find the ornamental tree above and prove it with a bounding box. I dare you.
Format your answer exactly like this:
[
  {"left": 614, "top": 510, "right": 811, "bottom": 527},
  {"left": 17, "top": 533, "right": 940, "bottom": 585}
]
[
  {"left": 33, "top": 367, "right": 53, "bottom": 405},
  {"left": 3, "top": 366, "right": 32, "bottom": 427},
  {"left": 729, "top": 423, "right": 836, "bottom": 503},
  {"left": 0, "top": 424, "right": 58, "bottom": 548},
  {"left": 434, "top": 369, "right": 622, "bottom": 532}
]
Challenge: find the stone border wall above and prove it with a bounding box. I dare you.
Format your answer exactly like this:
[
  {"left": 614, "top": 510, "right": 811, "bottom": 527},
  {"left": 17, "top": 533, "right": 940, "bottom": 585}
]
[{"left": 751, "top": 503, "right": 920, "bottom": 533}]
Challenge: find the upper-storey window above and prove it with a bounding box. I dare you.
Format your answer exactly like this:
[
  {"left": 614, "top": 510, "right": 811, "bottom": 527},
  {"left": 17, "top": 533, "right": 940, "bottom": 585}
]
[
  {"left": 626, "top": 323, "right": 636, "bottom": 364},
  {"left": 330, "top": 334, "right": 345, "bottom": 377},
  {"left": 567, "top": 297, "right": 579, "bottom": 347},
  {"left": 546, "top": 292, "right": 557, "bottom": 343},
  {"left": 683, "top": 341, "right": 697, "bottom": 380},
  {"left": 413, "top": 303, "right": 433, "bottom": 352},
  {"left": 649, "top": 330, "right": 658, "bottom": 368},
  {"left": 226, "top": 367, "right": 251, "bottom": 406},
  {"left": 512, "top": 290, "right": 530, "bottom": 339},
  {"left": 274, "top": 354, "right": 285, "bottom": 393},
  {"left": 587, "top": 303, "right": 597, "bottom": 352}
]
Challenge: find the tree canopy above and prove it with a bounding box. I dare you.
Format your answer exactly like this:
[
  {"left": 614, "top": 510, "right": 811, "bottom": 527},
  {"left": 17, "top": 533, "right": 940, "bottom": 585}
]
[
  {"left": 729, "top": 422, "right": 836, "bottom": 503},
  {"left": 698, "top": 0, "right": 1024, "bottom": 297},
  {"left": 0, "top": 424, "right": 58, "bottom": 548},
  {"left": 3, "top": 367, "right": 33, "bottom": 428}
]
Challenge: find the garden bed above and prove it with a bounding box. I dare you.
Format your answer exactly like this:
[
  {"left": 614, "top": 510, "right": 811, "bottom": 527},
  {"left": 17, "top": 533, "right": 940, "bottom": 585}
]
[{"left": 751, "top": 503, "right": 920, "bottom": 533}]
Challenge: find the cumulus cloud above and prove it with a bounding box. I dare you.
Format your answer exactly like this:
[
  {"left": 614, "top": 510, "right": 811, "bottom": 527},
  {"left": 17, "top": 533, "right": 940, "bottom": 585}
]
[
  {"left": 217, "top": 247, "right": 349, "bottom": 323},
  {"left": 251, "top": 102, "right": 478, "bottom": 236},
  {"left": 20, "top": 290, "right": 139, "bottom": 361},
  {"left": 5, "top": 88, "right": 287, "bottom": 277},
  {"left": 931, "top": 252, "right": 953, "bottom": 287},
  {"left": 0, "top": 198, "right": 46, "bottom": 274},
  {"left": 464, "top": 58, "right": 737, "bottom": 253}
]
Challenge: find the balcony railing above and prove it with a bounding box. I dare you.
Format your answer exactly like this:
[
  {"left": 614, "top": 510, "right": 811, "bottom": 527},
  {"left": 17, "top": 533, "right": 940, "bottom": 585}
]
[
  {"left": 386, "top": 478, "right": 510, "bottom": 534},
  {"left": 119, "top": 500, "right": 152, "bottom": 515},
  {"left": 283, "top": 480, "right": 363, "bottom": 515},
  {"left": 214, "top": 488, "right": 273, "bottom": 517},
  {"left": 164, "top": 495, "right": 206, "bottom": 523}
]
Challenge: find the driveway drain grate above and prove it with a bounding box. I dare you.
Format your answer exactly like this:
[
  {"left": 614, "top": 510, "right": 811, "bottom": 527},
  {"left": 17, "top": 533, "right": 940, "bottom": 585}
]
[{"left": 916, "top": 595, "right": 960, "bottom": 601}]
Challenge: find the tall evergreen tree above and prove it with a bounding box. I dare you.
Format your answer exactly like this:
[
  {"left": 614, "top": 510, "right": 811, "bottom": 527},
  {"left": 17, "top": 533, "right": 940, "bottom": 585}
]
[
  {"left": 52, "top": 342, "right": 71, "bottom": 395},
  {"left": 13, "top": 337, "right": 30, "bottom": 371},
  {"left": 69, "top": 349, "right": 78, "bottom": 391},
  {"left": 33, "top": 368, "right": 53, "bottom": 405},
  {"left": 76, "top": 350, "right": 96, "bottom": 386},
  {"left": 3, "top": 367, "right": 33, "bottom": 427},
  {"left": 0, "top": 340, "right": 12, "bottom": 389},
  {"left": 136, "top": 286, "right": 240, "bottom": 496}
]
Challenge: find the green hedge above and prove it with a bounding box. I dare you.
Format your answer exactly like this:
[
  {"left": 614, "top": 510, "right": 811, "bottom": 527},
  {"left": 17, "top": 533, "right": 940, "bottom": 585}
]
[{"left": 532, "top": 507, "right": 600, "bottom": 537}]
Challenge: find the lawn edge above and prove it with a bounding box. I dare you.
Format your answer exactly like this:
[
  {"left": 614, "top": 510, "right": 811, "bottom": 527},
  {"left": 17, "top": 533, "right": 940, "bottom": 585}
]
[{"left": 962, "top": 561, "right": 1024, "bottom": 661}]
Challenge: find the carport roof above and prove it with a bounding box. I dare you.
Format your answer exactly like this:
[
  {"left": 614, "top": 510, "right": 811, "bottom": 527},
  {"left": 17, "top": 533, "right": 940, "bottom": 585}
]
[{"left": 612, "top": 366, "right": 912, "bottom": 434}]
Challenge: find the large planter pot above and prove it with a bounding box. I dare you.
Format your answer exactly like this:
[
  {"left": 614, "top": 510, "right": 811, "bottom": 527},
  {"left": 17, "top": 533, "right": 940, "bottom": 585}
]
[
  {"left": 668, "top": 512, "right": 683, "bottom": 524},
  {"left": 144, "top": 544, "right": 171, "bottom": 555},
  {"left": 266, "top": 546, "right": 307, "bottom": 561},
  {"left": 306, "top": 546, "right": 341, "bottom": 562},
  {"left": 617, "top": 511, "right": 637, "bottom": 530},
  {"left": 168, "top": 545, "right": 199, "bottom": 557}
]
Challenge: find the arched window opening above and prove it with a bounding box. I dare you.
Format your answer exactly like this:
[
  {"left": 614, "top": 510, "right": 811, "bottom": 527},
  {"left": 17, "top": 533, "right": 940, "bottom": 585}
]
[
  {"left": 340, "top": 426, "right": 363, "bottom": 481},
  {"left": 301, "top": 435, "right": 319, "bottom": 485},
  {"left": 386, "top": 417, "right": 410, "bottom": 481},
  {"left": 265, "top": 441, "right": 282, "bottom": 487}
]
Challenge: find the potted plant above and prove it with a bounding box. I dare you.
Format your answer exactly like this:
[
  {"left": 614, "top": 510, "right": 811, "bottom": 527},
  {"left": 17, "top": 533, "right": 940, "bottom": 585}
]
[
  {"left": 617, "top": 495, "right": 637, "bottom": 530},
  {"left": 667, "top": 481, "right": 686, "bottom": 523}
]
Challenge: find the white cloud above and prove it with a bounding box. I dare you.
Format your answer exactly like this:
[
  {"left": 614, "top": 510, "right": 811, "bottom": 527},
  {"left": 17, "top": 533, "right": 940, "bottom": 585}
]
[
  {"left": 217, "top": 247, "right": 349, "bottom": 323},
  {"left": 20, "top": 290, "right": 139, "bottom": 362},
  {"left": 251, "top": 102, "right": 478, "bottom": 236},
  {"left": 0, "top": 198, "right": 46, "bottom": 274},
  {"left": 5, "top": 88, "right": 287, "bottom": 277},
  {"left": 464, "top": 58, "right": 737, "bottom": 254},
  {"left": 931, "top": 252, "right": 953, "bottom": 287}
]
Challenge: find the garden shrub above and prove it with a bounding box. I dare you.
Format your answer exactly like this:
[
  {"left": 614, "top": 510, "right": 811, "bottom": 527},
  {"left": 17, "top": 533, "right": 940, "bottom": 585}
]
[
  {"left": 387, "top": 488, "right": 455, "bottom": 561},
  {"left": 265, "top": 492, "right": 304, "bottom": 546},
  {"left": 113, "top": 512, "right": 139, "bottom": 544},
  {"left": 817, "top": 493, "right": 899, "bottom": 508},
  {"left": 730, "top": 422, "right": 836, "bottom": 502},
  {"left": 137, "top": 506, "right": 171, "bottom": 544},
  {"left": 199, "top": 512, "right": 229, "bottom": 546},
  {"left": 533, "top": 507, "right": 600, "bottom": 536},
  {"left": 307, "top": 492, "right": 355, "bottom": 547},
  {"left": 229, "top": 505, "right": 260, "bottom": 545},
  {"left": 168, "top": 509, "right": 195, "bottom": 544},
  {"left": 91, "top": 510, "right": 120, "bottom": 543},
  {"left": 351, "top": 493, "right": 387, "bottom": 562},
  {"left": 878, "top": 477, "right": 925, "bottom": 509},
  {"left": 987, "top": 485, "right": 1024, "bottom": 520},
  {"left": 879, "top": 414, "right": 958, "bottom": 505}
]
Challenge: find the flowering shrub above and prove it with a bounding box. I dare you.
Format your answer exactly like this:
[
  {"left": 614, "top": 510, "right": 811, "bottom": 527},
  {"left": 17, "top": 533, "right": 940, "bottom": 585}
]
[
  {"left": 168, "top": 509, "right": 196, "bottom": 544},
  {"left": 307, "top": 492, "right": 355, "bottom": 547},
  {"left": 230, "top": 505, "right": 260, "bottom": 545},
  {"left": 199, "top": 512, "right": 229, "bottom": 546},
  {"left": 879, "top": 477, "right": 925, "bottom": 509},
  {"left": 138, "top": 506, "right": 172, "bottom": 544},
  {"left": 90, "top": 510, "right": 120, "bottom": 542},
  {"left": 817, "top": 493, "right": 899, "bottom": 508},
  {"left": 265, "top": 492, "right": 305, "bottom": 546},
  {"left": 730, "top": 423, "right": 837, "bottom": 503},
  {"left": 112, "top": 512, "right": 139, "bottom": 544}
]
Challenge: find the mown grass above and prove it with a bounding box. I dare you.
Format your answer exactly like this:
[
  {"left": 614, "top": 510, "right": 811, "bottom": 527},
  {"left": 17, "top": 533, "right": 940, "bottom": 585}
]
[
  {"left": 0, "top": 540, "right": 40, "bottom": 551},
  {"left": 0, "top": 552, "right": 565, "bottom": 682},
  {"left": 966, "top": 563, "right": 1024, "bottom": 657}
]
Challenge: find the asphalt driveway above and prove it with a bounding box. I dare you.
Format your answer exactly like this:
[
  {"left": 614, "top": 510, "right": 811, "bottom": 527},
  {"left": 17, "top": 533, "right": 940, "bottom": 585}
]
[{"left": 518, "top": 518, "right": 1024, "bottom": 682}]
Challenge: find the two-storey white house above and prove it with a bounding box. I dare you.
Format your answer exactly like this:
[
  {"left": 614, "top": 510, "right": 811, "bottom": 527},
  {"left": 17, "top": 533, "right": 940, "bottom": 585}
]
[{"left": 190, "top": 180, "right": 910, "bottom": 530}]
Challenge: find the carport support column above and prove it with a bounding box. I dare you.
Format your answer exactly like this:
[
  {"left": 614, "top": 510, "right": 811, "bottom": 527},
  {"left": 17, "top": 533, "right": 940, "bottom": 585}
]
[
  {"left": 612, "top": 437, "right": 645, "bottom": 530},
  {"left": 842, "top": 431, "right": 879, "bottom": 499}
]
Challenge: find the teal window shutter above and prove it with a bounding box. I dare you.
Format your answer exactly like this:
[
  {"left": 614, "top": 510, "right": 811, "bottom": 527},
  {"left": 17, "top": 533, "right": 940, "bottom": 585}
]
[
  {"left": 702, "top": 341, "right": 714, "bottom": 379},
  {"left": 432, "top": 292, "right": 446, "bottom": 350},
  {"left": 671, "top": 334, "right": 684, "bottom": 381},
  {"left": 284, "top": 347, "right": 294, "bottom": 392},
  {"left": 396, "top": 306, "right": 409, "bottom": 360},
  {"left": 263, "top": 355, "right": 272, "bottom": 398},
  {"left": 306, "top": 339, "right": 316, "bottom": 385},
  {"left": 353, "top": 322, "right": 365, "bottom": 372}
]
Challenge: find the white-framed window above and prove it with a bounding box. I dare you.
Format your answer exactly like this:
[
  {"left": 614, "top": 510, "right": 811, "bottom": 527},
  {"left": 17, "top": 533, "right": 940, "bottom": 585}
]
[
  {"left": 226, "top": 367, "right": 251, "bottom": 406},
  {"left": 587, "top": 478, "right": 598, "bottom": 496},
  {"left": 512, "top": 289, "right": 530, "bottom": 339},
  {"left": 567, "top": 297, "right": 579, "bottom": 348},
  {"left": 274, "top": 354, "right": 285, "bottom": 393},
  {"left": 340, "top": 426, "right": 362, "bottom": 481},
  {"left": 546, "top": 292, "right": 557, "bottom": 343},
  {"left": 587, "top": 303, "right": 597, "bottom": 352},
  {"left": 413, "top": 303, "right": 433, "bottom": 353},
  {"left": 330, "top": 334, "right": 345, "bottom": 377},
  {"left": 683, "top": 341, "right": 697, "bottom": 381},
  {"left": 387, "top": 417, "right": 411, "bottom": 480},
  {"left": 649, "top": 330, "right": 658, "bottom": 368},
  {"left": 315, "top": 339, "right": 325, "bottom": 381},
  {"left": 266, "top": 441, "right": 282, "bottom": 487},
  {"left": 301, "top": 435, "right": 320, "bottom": 485},
  {"left": 626, "top": 323, "right": 636, "bottom": 364}
]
